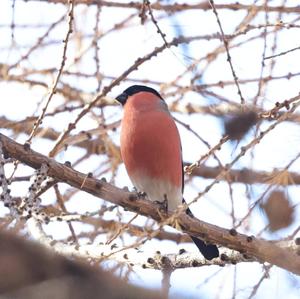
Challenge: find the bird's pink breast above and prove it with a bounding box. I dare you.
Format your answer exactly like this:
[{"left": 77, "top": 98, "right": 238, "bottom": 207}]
[{"left": 120, "top": 93, "right": 182, "bottom": 189}]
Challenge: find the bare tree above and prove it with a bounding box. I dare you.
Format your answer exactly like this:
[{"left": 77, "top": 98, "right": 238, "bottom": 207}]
[{"left": 0, "top": 0, "right": 300, "bottom": 298}]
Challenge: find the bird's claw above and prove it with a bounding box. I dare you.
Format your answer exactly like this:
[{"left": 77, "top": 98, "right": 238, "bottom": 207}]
[
  {"left": 155, "top": 197, "right": 168, "bottom": 213},
  {"left": 137, "top": 191, "right": 147, "bottom": 199}
]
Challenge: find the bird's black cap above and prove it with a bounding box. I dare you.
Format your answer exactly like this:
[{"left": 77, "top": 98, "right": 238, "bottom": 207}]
[{"left": 115, "top": 85, "right": 163, "bottom": 105}]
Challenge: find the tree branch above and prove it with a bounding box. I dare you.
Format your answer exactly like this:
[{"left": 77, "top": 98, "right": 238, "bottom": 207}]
[
  {"left": 26, "top": 218, "right": 254, "bottom": 270},
  {"left": 26, "top": 1, "right": 300, "bottom": 14},
  {"left": 2, "top": 116, "right": 300, "bottom": 186},
  {"left": 0, "top": 133, "right": 299, "bottom": 275},
  {"left": 185, "top": 163, "right": 300, "bottom": 186}
]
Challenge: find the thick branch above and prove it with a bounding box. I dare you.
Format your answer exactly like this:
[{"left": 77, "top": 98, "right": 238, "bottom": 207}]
[
  {"left": 0, "top": 230, "right": 164, "bottom": 299},
  {"left": 0, "top": 133, "right": 299, "bottom": 275}
]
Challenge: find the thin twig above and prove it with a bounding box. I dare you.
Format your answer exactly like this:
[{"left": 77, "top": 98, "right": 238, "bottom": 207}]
[{"left": 208, "top": 0, "right": 245, "bottom": 104}]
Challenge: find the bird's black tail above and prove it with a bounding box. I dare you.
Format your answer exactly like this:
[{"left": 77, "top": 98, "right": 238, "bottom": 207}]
[
  {"left": 184, "top": 203, "right": 219, "bottom": 260},
  {"left": 189, "top": 235, "right": 219, "bottom": 260}
]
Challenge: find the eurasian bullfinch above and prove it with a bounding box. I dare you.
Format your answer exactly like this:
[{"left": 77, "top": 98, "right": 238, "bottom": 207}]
[{"left": 116, "top": 85, "right": 219, "bottom": 260}]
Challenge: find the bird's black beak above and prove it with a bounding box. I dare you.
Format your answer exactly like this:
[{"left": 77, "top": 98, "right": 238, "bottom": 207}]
[{"left": 116, "top": 92, "right": 128, "bottom": 105}]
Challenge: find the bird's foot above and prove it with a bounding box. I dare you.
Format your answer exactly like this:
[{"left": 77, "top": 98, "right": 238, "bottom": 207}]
[
  {"left": 155, "top": 196, "right": 168, "bottom": 213},
  {"left": 137, "top": 191, "right": 147, "bottom": 199},
  {"left": 131, "top": 187, "right": 147, "bottom": 200}
]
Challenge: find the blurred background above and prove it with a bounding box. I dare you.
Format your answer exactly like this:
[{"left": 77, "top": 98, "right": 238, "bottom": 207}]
[{"left": 0, "top": 0, "right": 300, "bottom": 298}]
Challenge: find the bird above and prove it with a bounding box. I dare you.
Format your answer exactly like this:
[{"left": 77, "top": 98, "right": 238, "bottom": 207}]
[{"left": 116, "top": 85, "right": 219, "bottom": 260}]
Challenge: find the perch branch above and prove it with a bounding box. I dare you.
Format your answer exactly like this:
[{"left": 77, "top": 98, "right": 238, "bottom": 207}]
[{"left": 0, "top": 133, "right": 299, "bottom": 275}]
